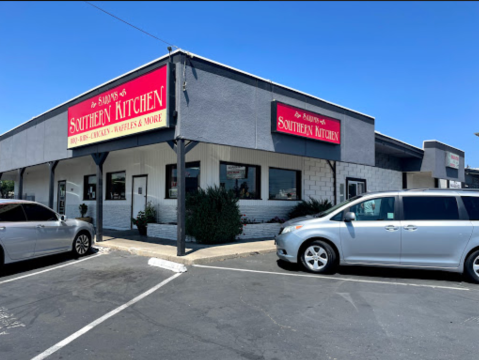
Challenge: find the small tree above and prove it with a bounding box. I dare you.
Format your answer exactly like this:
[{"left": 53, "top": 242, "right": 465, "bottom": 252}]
[
  {"left": 0, "top": 180, "right": 14, "bottom": 199},
  {"left": 185, "top": 186, "right": 242, "bottom": 244}
]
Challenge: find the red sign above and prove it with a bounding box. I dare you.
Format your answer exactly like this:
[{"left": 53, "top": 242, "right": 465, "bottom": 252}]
[
  {"left": 68, "top": 65, "right": 169, "bottom": 149},
  {"left": 272, "top": 101, "right": 341, "bottom": 144}
]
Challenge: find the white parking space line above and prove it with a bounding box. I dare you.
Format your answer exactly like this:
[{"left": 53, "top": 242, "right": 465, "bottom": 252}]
[
  {"left": 0, "top": 254, "right": 103, "bottom": 286},
  {"left": 193, "top": 264, "right": 470, "bottom": 291},
  {"left": 31, "top": 272, "right": 182, "bottom": 360}
]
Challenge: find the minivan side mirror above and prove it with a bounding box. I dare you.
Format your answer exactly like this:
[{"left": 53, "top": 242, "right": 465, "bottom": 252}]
[
  {"left": 60, "top": 215, "right": 67, "bottom": 222},
  {"left": 344, "top": 212, "right": 356, "bottom": 222}
]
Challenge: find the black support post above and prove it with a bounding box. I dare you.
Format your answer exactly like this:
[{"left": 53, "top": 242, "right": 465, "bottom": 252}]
[
  {"left": 17, "top": 168, "right": 25, "bottom": 200},
  {"left": 48, "top": 161, "right": 59, "bottom": 209},
  {"left": 327, "top": 160, "right": 337, "bottom": 205},
  {"left": 92, "top": 152, "right": 109, "bottom": 243},
  {"left": 177, "top": 138, "right": 186, "bottom": 256}
]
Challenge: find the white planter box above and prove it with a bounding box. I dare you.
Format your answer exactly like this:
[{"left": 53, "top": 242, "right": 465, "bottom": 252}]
[
  {"left": 147, "top": 222, "right": 282, "bottom": 242},
  {"left": 238, "top": 223, "right": 282, "bottom": 239}
]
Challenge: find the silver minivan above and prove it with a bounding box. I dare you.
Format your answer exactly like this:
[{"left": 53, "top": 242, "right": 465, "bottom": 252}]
[
  {"left": 0, "top": 200, "right": 95, "bottom": 266},
  {"left": 276, "top": 189, "right": 479, "bottom": 283}
]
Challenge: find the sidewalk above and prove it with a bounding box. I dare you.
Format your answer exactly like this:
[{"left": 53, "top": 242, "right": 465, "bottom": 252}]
[{"left": 95, "top": 230, "right": 276, "bottom": 265}]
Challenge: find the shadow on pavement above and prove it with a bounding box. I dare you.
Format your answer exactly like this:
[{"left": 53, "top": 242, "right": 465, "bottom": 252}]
[
  {"left": 276, "top": 259, "right": 467, "bottom": 284},
  {"left": 0, "top": 248, "right": 100, "bottom": 279}
]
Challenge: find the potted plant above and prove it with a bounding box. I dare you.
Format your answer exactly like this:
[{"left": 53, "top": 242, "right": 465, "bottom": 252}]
[
  {"left": 76, "top": 203, "right": 93, "bottom": 223},
  {"left": 132, "top": 210, "right": 148, "bottom": 236}
]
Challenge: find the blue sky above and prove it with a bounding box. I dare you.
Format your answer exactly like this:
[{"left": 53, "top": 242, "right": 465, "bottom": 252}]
[{"left": 0, "top": 2, "right": 478, "bottom": 166}]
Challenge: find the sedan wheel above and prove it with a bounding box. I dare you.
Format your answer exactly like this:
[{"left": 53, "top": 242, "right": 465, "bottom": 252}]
[
  {"left": 73, "top": 233, "right": 91, "bottom": 257},
  {"left": 300, "top": 240, "right": 337, "bottom": 274},
  {"left": 465, "top": 250, "right": 479, "bottom": 284}
]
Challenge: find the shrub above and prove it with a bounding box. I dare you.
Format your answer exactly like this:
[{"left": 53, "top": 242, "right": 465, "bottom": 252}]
[
  {"left": 79, "top": 203, "right": 88, "bottom": 218},
  {"left": 185, "top": 186, "right": 242, "bottom": 244},
  {"left": 145, "top": 201, "right": 157, "bottom": 223},
  {"left": 132, "top": 211, "right": 148, "bottom": 228},
  {"left": 287, "top": 197, "right": 333, "bottom": 219}
]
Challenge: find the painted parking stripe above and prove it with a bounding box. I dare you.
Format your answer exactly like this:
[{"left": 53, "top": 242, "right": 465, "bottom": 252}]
[
  {"left": 0, "top": 253, "right": 103, "bottom": 286},
  {"left": 31, "top": 272, "right": 182, "bottom": 360},
  {"left": 193, "top": 264, "right": 470, "bottom": 291}
]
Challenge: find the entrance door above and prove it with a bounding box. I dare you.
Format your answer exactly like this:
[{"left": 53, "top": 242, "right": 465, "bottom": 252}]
[
  {"left": 132, "top": 176, "right": 147, "bottom": 229},
  {"left": 347, "top": 178, "right": 367, "bottom": 199},
  {"left": 57, "top": 180, "right": 66, "bottom": 214}
]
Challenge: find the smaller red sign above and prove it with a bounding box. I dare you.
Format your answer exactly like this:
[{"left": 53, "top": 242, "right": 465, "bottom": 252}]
[{"left": 272, "top": 102, "right": 341, "bottom": 144}]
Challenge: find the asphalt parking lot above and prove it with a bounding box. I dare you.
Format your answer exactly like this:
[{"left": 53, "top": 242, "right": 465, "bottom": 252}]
[{"left": 1, "top": 250, "right": 479, "bottom": 360}]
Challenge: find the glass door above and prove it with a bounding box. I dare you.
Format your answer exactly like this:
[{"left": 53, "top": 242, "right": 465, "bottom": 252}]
[{"left": 57, "top": 180, "right": 66, "bottom": 214}]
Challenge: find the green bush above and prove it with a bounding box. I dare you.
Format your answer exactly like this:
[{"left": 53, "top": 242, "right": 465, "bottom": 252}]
[
  {"left": 185, "top": 186, "right": 242, "bottom": 244},
  {"left": 145, "top": 201, "right": 157, "bottom": 224},
  {"left": 287, "top": 197, "right": 333, "bottom": 219},
  {"left": 79, "top": 203, "right": 88, "bottom": 217}
]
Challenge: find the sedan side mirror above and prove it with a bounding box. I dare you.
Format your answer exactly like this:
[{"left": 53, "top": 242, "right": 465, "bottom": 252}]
[
  {"left": 344, "top": 212, "right": 356, "bottom": 222},
  {"left": 60, "top": 215, "right": 67, "bottom": 221}
]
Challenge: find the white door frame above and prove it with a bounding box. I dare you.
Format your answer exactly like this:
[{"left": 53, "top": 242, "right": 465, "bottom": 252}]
[{"left": 131, "top": 175, "right": 148, "bottom": 229}]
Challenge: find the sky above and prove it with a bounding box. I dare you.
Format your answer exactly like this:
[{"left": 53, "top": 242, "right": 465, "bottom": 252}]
[{"left": 0, "top": 1, "right": 478, "bottom": 166}]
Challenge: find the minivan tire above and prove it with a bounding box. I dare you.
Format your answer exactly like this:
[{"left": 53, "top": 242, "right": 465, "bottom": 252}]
[
  {"left": 464, "top": 250, "right": 479, "bottom": 284},
  {"left": 72, "top": 232, "right": 91, "bottom": 258},
  {"left": 300, "top": 240, "right": 337, "bottom": 274}
]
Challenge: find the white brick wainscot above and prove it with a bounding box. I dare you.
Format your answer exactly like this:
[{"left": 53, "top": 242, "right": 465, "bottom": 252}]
[{"left": 147, "top": 222, "right": 282, "bottom": 242}]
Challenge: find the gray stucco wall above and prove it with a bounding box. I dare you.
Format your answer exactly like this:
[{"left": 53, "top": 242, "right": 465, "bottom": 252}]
[
  {"left": 178, "top": 62, "right": 375, "bottom": 166},
  {"left": 0, "top": 112, "right": 71, "bottom": 172},
  {"left": 421, "top": 142, "right": 465, "bottom": 182}
]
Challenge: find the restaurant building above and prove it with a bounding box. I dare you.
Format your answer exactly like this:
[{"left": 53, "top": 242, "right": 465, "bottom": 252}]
[{"left": 0, "top": 50, "right": 467, "bottom": 253}]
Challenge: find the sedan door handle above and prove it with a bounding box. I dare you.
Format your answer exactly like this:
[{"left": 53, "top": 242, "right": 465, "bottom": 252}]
[
  {"left": 385, "top": 225, "right": 399, "bottom": 231},
  {"left": 36, "top": 224, "right": 45, "bottom": 228},
  {"left": 0, "top": 227, "right": 5, "bottom": 230},
  {"left": 404, "top": 225, "right": 417, "bottom": 231}
]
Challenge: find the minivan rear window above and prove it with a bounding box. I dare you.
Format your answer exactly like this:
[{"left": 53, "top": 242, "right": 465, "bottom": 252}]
[
  {"left": 0, "top": 203, "right": 27, "bottom": 222},
  {"left": 403, "top": 196, "right": 459, "bottom": 221},
  {"left": 462, "top": 196, "right": 479, "bottom": 220}
]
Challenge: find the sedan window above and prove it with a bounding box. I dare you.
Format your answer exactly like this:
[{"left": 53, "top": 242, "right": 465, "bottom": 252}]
[
  {"left": 0, "top": 203, "right": 27, "bottom": 222},
  {"left": 22, "top": 204, "right": 58, "bottom": 221}
]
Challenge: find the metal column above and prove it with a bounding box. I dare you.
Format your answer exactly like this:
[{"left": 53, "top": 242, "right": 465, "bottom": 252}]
[
  {"left": 48, "top": 161, "right": 59, "bottom": 209},
  {"left": 176, "top": 138, "right": 186, "bottom": 256},
  {"left": 92, "top": 152, "right": 109, "bottom": 243},
  {"left": 17, "top": 168, "right": 25, "bottom": 200}
]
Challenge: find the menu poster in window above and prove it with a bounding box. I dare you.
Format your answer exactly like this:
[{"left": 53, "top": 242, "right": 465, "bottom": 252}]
[{"left": 226, "top": 165, "right": 247, "bottom": 179}]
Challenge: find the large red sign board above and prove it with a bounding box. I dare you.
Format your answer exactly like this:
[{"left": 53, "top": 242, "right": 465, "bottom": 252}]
[
  {"left": 272, "top": 101, "right": 341, "bottom": 144},
  {"left": 68, "top": 65, "right": 168, "bottom": 149}
]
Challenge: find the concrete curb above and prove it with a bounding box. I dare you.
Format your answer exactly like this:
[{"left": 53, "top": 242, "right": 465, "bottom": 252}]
[{"left": 95, "top": 241, "right": 276, "bottom": 265}]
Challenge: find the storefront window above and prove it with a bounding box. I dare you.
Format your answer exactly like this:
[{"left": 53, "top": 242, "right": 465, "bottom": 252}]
[
  {"left": 106, "top": 171, "right": 126, "bottom": 200},
  {"left": 269, "top": 168, "right": 301, "bottom": 200},
  {"left": 83, "top": 175, "right": 96, "bottom": 200},
  {"left": 166, "top": 162, "right": 200, "bottom": 199},
  {"left": 220, "top": 162, "right": 260, "bottom": 199}
]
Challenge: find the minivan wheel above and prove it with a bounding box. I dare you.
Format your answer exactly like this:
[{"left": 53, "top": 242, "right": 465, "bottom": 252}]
[
  {"left": 300, "top": 240, "right": 337, "bottom": 274},
  {"left": 464, "top": 250, "right": 479, "bottom": 284},
  {"left": 73, "top": 233, "right": 91, "bottom": 257}
]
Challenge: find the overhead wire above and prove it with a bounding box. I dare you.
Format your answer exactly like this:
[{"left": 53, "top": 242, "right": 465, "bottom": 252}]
[{"left": 83, "top": 1, "right": 180, "bottom": 49}]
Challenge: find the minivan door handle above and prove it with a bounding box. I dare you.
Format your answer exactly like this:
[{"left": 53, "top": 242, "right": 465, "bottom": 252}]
[
  {"left": 404, "top": 225, "right": 417, "bottom": 231},
  {"left": 385, "top": 225, "right": 399, "bottom": 231}
]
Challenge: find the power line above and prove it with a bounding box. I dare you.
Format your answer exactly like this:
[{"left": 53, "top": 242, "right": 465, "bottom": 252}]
[{"left": 83, "top": 1, "right": 180, "bottom": 49}]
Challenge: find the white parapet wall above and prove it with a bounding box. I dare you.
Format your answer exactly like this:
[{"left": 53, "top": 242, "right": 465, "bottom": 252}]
[{"left": 147, "top": 223, "right": 282, "bottom": 242}]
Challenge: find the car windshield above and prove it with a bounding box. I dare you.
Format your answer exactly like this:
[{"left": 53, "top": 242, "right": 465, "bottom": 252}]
[{"left": 315, "top": 195, "right": 363, "bottom": 218}]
